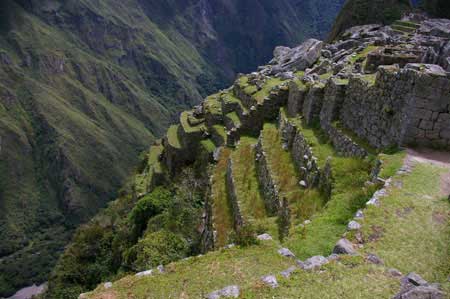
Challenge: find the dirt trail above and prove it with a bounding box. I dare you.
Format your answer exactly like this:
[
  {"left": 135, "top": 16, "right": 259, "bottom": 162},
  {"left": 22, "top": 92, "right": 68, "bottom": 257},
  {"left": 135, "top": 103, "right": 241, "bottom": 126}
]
[{"left": 405, "top": 148, "right": 450, "bottom": 196}]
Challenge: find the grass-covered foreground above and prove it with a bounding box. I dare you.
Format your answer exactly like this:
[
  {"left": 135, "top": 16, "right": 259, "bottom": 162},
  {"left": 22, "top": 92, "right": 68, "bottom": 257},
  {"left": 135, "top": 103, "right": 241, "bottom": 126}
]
[{"left": 83, "top": 151, "right": 450, "bottom": 299}]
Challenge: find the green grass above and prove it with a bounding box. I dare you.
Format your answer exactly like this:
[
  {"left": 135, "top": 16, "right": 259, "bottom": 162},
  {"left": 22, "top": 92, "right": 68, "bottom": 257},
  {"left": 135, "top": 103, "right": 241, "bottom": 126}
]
[
  {"left": 211, "top": 125, "right": 227, "bottom": 145},
  {"left": 391, "top": 24, "right": 416, "bottom": 33},
  {"left": 231, "top": 137, "right": 267, "bottom": 221},
  {"left": 200, "top": 139, "right": 216, "bottom": 154},
  {"left": 243, "top": 256, "right": 400, "bottom": 298},
  {"left": 358, "top": 163, "right": 450, "bottom": 284},
  {"left": 226, "top": 112, "right": 242, "bottom": 128},
  {"left": 204, "top": 93, "right": 222, "bottom": 116},
  {"left": 349, "top": 45, "right": 378, "bottom": 64},
  {"left": 167, "top": 125, "right": 182, "bottom": 149},
  {"left": 260, "top": 123, "right": 324, "bottom": 221},
  {"left": 253, "top": 77, "right": 283, "bottom": 104},
  {"left": 222, "top": 91, "right": 248, "bottom": 113},
  {"left": 211, "top": 148, "right": 234, "bottom": 247},
  {"left": 180, "top": 111, "right": 206, "bottom": 133},
  {"left": 87, "top": 240, "right": 294, "bottom": 299},
  {"left": 393, "top": 20, "right": 420, "bottom": 29},
  {"left": 378, "top": 151, "right": 406, "bottom": 179}
]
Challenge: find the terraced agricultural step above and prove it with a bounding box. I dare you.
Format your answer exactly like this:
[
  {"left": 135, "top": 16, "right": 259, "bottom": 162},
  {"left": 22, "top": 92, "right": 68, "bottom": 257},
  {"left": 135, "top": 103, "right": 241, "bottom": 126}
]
[
  {"left": 257, "top": 123, "right": 324, "bottom": 222},
  {"left": 227, "top": 137, "right": 277, "bottom": 233},
  {"left": 211, "top": 148, "right": 234, "bottom": 247},
  {"left": 393, "top": 20, "right": 420, "bottom": 29},
  {"left": 134, "top": 143, "right": 165, "bottom": 196},
  {"left": 391, "top": 24, "right": 416, "bottom": 33}
]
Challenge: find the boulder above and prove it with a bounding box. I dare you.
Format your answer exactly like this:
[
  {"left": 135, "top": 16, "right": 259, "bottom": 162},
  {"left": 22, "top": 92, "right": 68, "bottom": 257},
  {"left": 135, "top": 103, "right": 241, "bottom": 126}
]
[
  {"left": 135, "top": 269, "right": 153, "bottom": 277},
  {"left": 347, "top": 220, "right": 361, "bottom": 231},
  {"left": 104, "top": 282, "right": 112, "bottom": 289},
  {"left": 298, "top": 255, "right": 329, "bottom": 270},
  {"left": 261, "top": 275, "right": 279, "bottom": 288},
  {"left": 206, "top": 285, "right": 240, "bottom": 299},
  {"left": 278, "top": 248, "right": 296, "bottom": 258},
  {"left": 366, "top": 253, "right": 383, "bottom": 265},
  {"left": 257, "top": 233, "right": 273, "bottom": 241},
  {"left": 270, "top": 39, "right": 323, "bottom": 73},
  {"left": 280, "top": 266, "right": 298, "bottom": 278},
  {"left": 333, "top": 238, "right": 356, "bottom": 255},
  {"left": 393, "top": 273, "right": 444, "bottom": 299}
]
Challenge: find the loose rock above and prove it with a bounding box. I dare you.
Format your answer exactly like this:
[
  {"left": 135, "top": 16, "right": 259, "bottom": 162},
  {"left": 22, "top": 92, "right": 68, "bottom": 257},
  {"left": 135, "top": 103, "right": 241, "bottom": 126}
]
[
  {"left": 206, "top": 285, "right": 240, "bottom": 299},
  {"left": 261, "top": 275, "right": 279, "bottom": 288},
  {"left": 333, "top": 238, "right": 356, "bottom": 255}
]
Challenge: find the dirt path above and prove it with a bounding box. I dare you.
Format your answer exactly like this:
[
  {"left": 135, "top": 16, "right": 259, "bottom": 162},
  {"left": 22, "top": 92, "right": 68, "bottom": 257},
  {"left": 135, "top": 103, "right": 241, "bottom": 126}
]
[{"left": 405, "top": 148, "right": 450, "bottom": 196}]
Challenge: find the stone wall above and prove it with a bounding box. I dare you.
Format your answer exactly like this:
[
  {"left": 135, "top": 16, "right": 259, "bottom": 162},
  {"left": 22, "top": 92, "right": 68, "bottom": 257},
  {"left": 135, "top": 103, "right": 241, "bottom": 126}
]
[
  {"left": 287, "top": 80, "right": 308, "bottom": 117},
  {"left": 255, "top": 139, "right": 280, "bottom": 216},
  {"left": 401, "top": 64, "right": 450, "bottom": 148},
  {"left": 226, "top": 158, "right": 244, "bottom": 230},
  {"left": 337, "top": 64, "right": 450, "bottom": 149},
  {"left": 303, "top": 83, "right": 325, "bottom": 125}
]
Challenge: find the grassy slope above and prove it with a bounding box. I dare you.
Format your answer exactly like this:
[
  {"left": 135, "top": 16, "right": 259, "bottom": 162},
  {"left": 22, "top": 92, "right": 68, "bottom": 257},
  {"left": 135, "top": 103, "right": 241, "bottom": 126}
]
[
  {"left": 211, "top": 148, "right": 234, "bottom": 247},
  {"left": 85, "top": 152, "right": 450, "bottom": 299}
]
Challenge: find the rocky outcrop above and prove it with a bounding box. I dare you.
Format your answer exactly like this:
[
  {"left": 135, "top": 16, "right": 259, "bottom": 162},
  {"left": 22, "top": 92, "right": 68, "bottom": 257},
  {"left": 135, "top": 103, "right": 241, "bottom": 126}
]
[
  {"left": 266, "top": 39, "right": 324, "bottom": 75},
  {"left": 393, "top": 273, "right": 445, "bottom": 299}
]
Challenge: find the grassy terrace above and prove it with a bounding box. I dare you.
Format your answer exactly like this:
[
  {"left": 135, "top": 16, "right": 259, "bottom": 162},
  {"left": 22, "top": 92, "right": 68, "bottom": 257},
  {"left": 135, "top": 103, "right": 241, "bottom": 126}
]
[
  {"left": 349, "top": 45, "right": 378, "bottom": 64},
  {"left": 211, "top": 125, "right": 227, "bottom": 145},
  {"left": 226, "top": 111, "right": 242, "bottom": 128},
  {"left": 221, "top": 91, "right": 248, "bottom": 113},
  {"left": 180, "top": 111, "right": 206, "bottom": 133},
  {"left": 211, "top": 148, "right": 234, "bottom": 247},
  {"left": 231, "top": 138, "right": 267, "bottom": 219},
  {"left": 283, "top": 111, "right": 378, "bottom": 259},
  {"left": 134, "top": 144, "right": 164, "bottom": 194},
  {"left": 204, "top": 93, "right": 222, "bottom": 116},
  {"left": 260, "top": 123, "right": 323, "bottom": 222},
  {"left": 88, "top": 240, "right": 294, "bottom": 299},
  {"left": 200, "top": 139, "right": 216, "bottom": 154},
  {"left": 253, "top": 77, "right": 283, "bottom": 104},
  {"left": 167, "top": 125, "right": 182, "bottom": 149},
  {"left": 237, "top": 76, "right": 258, "bottom": 95},
  {"left": 357, "top": 163, "right": 450, "bottom": 287}
]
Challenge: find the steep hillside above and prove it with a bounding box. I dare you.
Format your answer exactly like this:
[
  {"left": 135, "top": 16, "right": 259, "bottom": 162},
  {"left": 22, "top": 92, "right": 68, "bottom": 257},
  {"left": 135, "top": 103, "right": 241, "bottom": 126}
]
[
  {"left": 0, "top": 0, "right": 347, "bottom": 296},
  {"left": 423, "top": 0, "right": 450, "bottom": 18},
  {"left": 328, "top": 0, "right": 412, "bottom": 41},
  {"left": 48, "top": 13, "right": 450, "bottom": 299}
]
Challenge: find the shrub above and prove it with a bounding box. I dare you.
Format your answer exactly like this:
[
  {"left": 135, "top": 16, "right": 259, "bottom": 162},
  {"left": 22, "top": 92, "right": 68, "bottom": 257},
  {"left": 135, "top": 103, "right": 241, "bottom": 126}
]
[
  {"left": 128, "top": 188, "right": 173, "bottom": 241},
  {"left": 230, "top": 224, "right": 259, "bottom": 247},
  {"left": 132, "top": 230, "right": 189, "bottom": 271}
]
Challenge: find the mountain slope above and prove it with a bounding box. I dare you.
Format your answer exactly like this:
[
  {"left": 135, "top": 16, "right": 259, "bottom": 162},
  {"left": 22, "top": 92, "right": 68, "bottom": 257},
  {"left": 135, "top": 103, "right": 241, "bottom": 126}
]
[
  {"left": 328, "top": 0, "right": 412, "bottom": 41},
  {"left": 0, "top": 0, "right": 346, "bottom": 296}
]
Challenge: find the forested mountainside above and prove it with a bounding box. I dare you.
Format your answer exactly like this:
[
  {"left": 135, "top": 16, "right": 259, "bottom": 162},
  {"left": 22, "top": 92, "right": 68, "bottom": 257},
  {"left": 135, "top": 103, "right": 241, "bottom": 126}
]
[
  {"left": 328, "top": 0, "right": 412, "bottom": 41},
  {"left": 0, "top": 0, "right": 346, "bottom": 296},
  {"left": 47, "top": 5, "right": 450, "bottom": 299}
]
